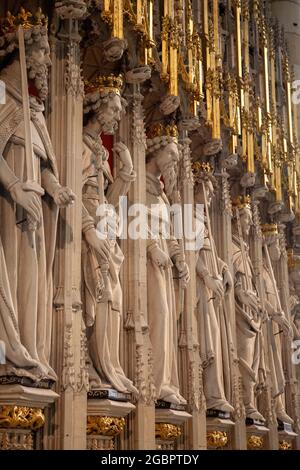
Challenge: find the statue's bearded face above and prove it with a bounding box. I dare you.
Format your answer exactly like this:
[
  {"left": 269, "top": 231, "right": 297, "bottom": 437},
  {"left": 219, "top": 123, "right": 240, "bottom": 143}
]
[
  {"left": 97, "top": 94, "right": 122, "bottom": 135},
  {"left": 26, "top": 38, "right": 51, "bottom": 101},
  {"left": 268, "top": 237, "right": 281, "bottom": 262},
  {"left": 156, "top": 142, "right": 179, "bottom": 199}
]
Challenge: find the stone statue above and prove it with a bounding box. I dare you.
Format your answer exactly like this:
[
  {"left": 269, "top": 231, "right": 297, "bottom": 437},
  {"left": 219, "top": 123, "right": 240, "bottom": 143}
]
[
  {"left": 145, "top": 123, "right": 190, "bottom": 404},
  {"left": 0, "top": 9, "right": 75, "bottom": 383},
  {"left": 231, "top": 196, "right": 265, "bottom": 422},
  {"left": 193, "top": 162, "right": 234, "bottom": 414},
  {"left": 261, "top": 224, "right": 293, "bottom": 424},
  {"left": 82, "top": 74, "right": 137, "bottom": 395},
  {"left": 0, "top": 155, "right": 43, "bottom": 378},
  {"left": 288, "top": 254, "right": 300, "bottom": 381}
]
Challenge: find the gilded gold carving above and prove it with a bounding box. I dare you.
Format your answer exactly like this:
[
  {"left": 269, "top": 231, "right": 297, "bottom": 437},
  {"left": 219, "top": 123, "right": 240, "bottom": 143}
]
[
  {"left": 155, "top": 423, "right": 181, "bottom": 441},
  {"left": 207, "top": 431, "right": 228, "bottom": 448},
  {"left": 86, "top": 416, "right": 125, "bottom": 436},
  {"left": 279, "top": 440, "right": 292, "bottom": 451},
  {"left": 247, "top": 435, "right": 264, "bottom": 449},
  {"left": 0, "top": 406, "right": 45, "bottom": 431}
]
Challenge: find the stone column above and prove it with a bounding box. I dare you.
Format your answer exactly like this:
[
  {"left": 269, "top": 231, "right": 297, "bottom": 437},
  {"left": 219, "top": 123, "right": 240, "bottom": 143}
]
[
  {"left": 46, "top": 1, "right": 88, "bottom": 450},
  {"left": 119, "top": 84, "right": 156, "bottom": 450},
  {"left": 178, "top": 134, "right": 206, "bottom": 449}
]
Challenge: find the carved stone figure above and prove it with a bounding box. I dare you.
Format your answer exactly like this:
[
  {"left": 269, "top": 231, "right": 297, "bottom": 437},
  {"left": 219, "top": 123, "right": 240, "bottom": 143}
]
[
  {"left": 145, "top": 123, "right": 189, "bottom": 404},
  {"left": 0, "top": 156, "right": 42, "bottom": 378},
  {"left": 288, "top": 254, "right": 300, "bottom": 381},
  {"left": 0, "top": 10, "right": 75, "bottom": 382},
  {"left": 193, "top": 163, "right": 234, "bottom": 414},
  {"left": 82, "top": 74, "right": 137, "bottom": 394},
  {"left": 261, "top": 224, "right": 293, "bottom": 424},
  {"left": 232, "top": 197, "right": 265, "bottom": 422}
]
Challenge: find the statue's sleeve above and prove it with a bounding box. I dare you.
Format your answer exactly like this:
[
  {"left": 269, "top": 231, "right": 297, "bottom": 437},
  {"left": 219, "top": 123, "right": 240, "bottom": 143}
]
[
  {"left": 106, "top": 167, "right": 136, "bottom": 208},
  {"left": 82, "top": 204, "right": 95, "bottom": 234},
  {"left": 0, "top": 155, "right": 19, "bottom": 190},
  {"left": 0, "top": 94, "right": 23, "bottom": 155}
]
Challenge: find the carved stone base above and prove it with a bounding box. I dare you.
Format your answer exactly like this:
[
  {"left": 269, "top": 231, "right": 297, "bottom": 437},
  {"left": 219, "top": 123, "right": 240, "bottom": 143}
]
[
  {"left": 0, "top": 429, "right": 34, "bottom": 450},
  {"left": 246, "top": 424, "right": 269, "bottom": 450},
  {"left": 278, "top": 423, "right": 298, "bottom": 450},
  {"left": 0, "top": 384, "right": 59, "bottom": 408},
  {"left": 155, "top": 408, "right": 192, "bottom": 450},
  {"left": 206, "top": 417, "right": 235, "bottom": 450},
  {"left": 87, "top": 398, "right": 135, "bottom": 450},
  {"left": 0, "top": 384, "right": 58, "bottom": 450}
]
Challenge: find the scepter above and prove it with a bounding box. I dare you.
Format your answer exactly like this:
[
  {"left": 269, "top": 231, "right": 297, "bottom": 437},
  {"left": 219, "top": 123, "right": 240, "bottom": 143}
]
[{"left": 18, "top": 25, "right": 44, "bottom": 231}]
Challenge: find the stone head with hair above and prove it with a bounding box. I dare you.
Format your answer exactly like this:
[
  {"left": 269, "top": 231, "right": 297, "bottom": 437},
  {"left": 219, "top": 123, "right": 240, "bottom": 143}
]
[
  {"left": 83, "top": 74, "right": 127, "bottom": 135},
  {"left": 0, "top": 7, "right": 51, "bottom": 101}
]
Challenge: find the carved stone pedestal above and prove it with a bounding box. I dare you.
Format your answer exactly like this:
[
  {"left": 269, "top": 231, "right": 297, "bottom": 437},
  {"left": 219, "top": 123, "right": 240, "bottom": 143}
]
[
  {"left": 278, "top": 421, "right": 298, "bottom": 450},
  {"left": 206, "top": 417, "right": 235, "bottom": 450},
  {"left": 155, "top": 407, "right": 192, "bottom": 450},
  {"left": 246, "top": 424, "right": 269, "bottom": 450},
  {"left": 87, "top": 397, "right": 135, "bottom": 450},
  {"left": 0, "top": 384, "right": 59, "bottom": 450}
]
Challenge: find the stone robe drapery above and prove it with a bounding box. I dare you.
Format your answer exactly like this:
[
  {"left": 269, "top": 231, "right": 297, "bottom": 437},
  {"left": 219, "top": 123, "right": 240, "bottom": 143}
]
[
  {"left": 146, "top": 173, "right": 182, "bottom": 402},
  {"left": 232, "top": 235, "right": 265, "bottom": 414},
  {"left": 81, "top": 132, "right": 136, "bottom": 393},
  {"left": 0, "top": 78, "right": 59, "bottom": 381},
  {"left": 196, "top": 230, "right": 234, "bottom": 410},
  {"left": 262, "top": 261, "right": 285, "bottom": 398}
]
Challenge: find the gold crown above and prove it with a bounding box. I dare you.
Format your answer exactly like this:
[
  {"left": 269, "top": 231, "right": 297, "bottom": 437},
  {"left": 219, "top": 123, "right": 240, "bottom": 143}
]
[
  {"left": 0, "top": 7, "right": 47, "bottom": 34},
  {"left": 261, "top": 223, "right": 278, "bottom": 236},
  {"left": 192, "top": 161, "right": 212, "bottom": 177},
  {"left": 232, "top": 195, "right": 251, "bottom": 209},
  {"left": 84, "top": 74, "right": 123, "bottom": 96},
  {"left": 146, "top": 123, "right": 178, "bottom": 140}
]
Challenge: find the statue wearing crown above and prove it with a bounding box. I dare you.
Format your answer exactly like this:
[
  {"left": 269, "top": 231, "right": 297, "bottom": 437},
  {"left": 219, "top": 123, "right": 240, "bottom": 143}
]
[
  {"left": 261, "top": 223, "right": 294, "bottom": 425},
  {"left": 81, "top": 73, "right": 138, "bottom": 395},
  {"left": 193, "top": 161, "right": 234, "bottom": 415},
  {"left": 231, "top": 196, "right": 266, "bottom": 423},
  {"left": 0, "top": 8, "right": 75, "bottom": 383},
  {"left": 145, "top": 122, "right": 190, "bottom": 404}
]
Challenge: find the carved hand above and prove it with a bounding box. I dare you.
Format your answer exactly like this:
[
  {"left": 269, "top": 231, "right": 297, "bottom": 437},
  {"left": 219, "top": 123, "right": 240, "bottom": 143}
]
[
  {"left": 175, "top": 260, "right": 190, "bottom": 288},
  {"left": 149, "top": 245, "right": 172, "bottom": 269},
  {"left": 113, "top": 142, "right": 133, "bottom": 171},
  {"left": 274, "top": 312, "right": 293, "bottom": 338},
  {"left": 10, "top": 182, "right": 42, "bottom": 225},
  {"left": 53, "top": 186, "right": 76, "bottom": 207},
  {"left": 159, "top": 95, "right": 180, "bottom": 115},
  {"left": 223, "top": 269, "right": 233, "bottom": 294},
  {"left": 125, "top": 66, "right": 151, "bottom": 84},
  {"left": 204, "top": 274, "right": 224, "bottom": 298},
  {"left": 84, "top": 228, "right": 111, "bottom": 261},
  {"left": 237, "top": 289, "right": 260, "bottom": 313}
]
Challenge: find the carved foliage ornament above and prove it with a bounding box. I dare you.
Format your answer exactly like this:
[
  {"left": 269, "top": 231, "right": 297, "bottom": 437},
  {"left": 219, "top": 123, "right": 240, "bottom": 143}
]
[
  {"left": 155, "top": 423, "right": 181, "bottom": 441},
  {"left": 0, "top": 406, "right": 45, "bottom": 431},
  {"left": 247, "top": 434, "right": 264, "bottom": 449},
  {"left": 87, "top": 416, "right": 125, "bottom": 436},
  {"left": 207, "top": 431, "right": 228, "bottom": 448}
]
